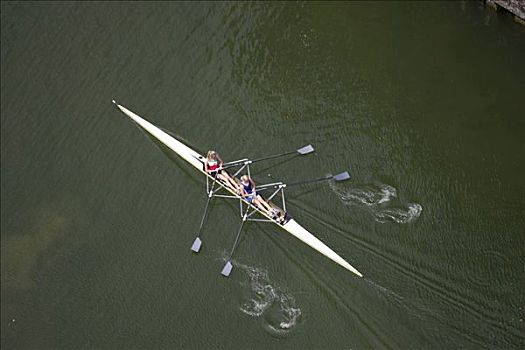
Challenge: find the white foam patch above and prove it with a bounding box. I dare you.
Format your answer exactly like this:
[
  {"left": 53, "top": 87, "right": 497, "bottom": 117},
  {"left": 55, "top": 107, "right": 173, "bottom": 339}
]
[
  {"left": 330, "top": 182, "right": 397, "bottom": 207},
  {"left": 279, "top": 306, "right": 301, "bottom": 329},
  {"left": 236, "top": 263, "right": 302, "bottom": 334},
  {"left": 329, "top": 182, "right": 422, "bottom": 224},
  {"left": 375, "top": 203, "right": 423, "bottom": 224},
  {"left": 378, "top": 185, "right": 397, "bottom": 204}
]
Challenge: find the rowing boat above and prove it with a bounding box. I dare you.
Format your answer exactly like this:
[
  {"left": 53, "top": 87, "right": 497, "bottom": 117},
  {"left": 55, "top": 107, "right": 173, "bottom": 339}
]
[{"left": 113, "top": 100, "right": 363, "bottom": 278}]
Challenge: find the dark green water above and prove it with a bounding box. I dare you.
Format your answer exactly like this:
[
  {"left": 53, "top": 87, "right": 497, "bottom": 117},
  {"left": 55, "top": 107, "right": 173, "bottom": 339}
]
[{"left": 2, "top": 1, "right": 524, "bottom": 349}]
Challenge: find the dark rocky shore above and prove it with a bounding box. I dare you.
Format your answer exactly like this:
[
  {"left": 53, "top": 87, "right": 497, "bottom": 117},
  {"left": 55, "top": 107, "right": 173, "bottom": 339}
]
[{"left": 486, "top": 0, "right": 525, "bottom": 24}]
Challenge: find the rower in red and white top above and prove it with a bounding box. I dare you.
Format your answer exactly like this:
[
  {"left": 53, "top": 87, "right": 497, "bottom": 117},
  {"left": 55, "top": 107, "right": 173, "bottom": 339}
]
[{"left": 204, "top": 150, "right": 238, "bottom": 190}]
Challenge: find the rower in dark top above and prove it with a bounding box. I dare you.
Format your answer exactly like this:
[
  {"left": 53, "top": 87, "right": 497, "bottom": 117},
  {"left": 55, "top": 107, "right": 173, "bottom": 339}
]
[{"left": 239, "top": 175, "right": 275, "bottom": 216}]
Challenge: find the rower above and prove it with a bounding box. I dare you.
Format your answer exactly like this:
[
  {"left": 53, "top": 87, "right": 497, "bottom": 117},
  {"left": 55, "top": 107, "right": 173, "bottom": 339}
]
[
  {"left": 239, "top": 175, "right": 274, "bottom": 216},
  {"left": 205, "top": 150, "right": 238, "bottom": 190}
]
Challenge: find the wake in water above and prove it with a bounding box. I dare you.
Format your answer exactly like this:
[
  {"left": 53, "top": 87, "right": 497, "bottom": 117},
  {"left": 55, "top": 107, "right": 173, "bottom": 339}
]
[
  {"left": 336, "top": 183, "right": 398, "bottom": 206},
  {"left": 329, "top": 181, "right": 422, "bottom": 224},
  {"left": 375, "top": 203, "right": 422, "bottom": 224},
  {"left": 234, "top": 262, "right": 301, "bottom": 335},
  {"left": 364, "top": 279, "right": 428, "bottom": 322}
]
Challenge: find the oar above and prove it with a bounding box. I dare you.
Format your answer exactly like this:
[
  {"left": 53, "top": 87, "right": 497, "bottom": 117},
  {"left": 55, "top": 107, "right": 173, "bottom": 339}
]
[
  {"left": 223, "top": 145, "right": 314, "bottom": 169},
  {"left": 251, "top": 144, "right": 314, "bottom": 163},
  {"left": 191, "top": 172, "right": 219, "bottom": 253},
  {"left": 287, "top": 171, "right": 350, "bottom": 187},
  {"left": 221, "top": 213, "right": 248, "bottom": 277},
  {"left": 258, "top": 171, "right": 351, "bottom": 190}
]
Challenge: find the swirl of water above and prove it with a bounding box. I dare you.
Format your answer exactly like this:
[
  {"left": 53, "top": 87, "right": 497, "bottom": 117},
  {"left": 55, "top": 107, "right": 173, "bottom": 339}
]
[
  {"left": 236, "top": 263, "right": 302, "bottom": 335},
  {"left": 330, "top": 181, "right": 422, "bottom": 224},
  {"left": 375, "top": 203, "right": 423, "bottom": 224}
]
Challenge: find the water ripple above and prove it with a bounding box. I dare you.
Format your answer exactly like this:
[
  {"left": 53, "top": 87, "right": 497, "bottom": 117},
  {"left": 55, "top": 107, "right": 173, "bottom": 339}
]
[
  {"left": 235, "top": 262, "right": 302, "bottom": 336},
  {"left": 329, "top": 181, "right": 422, "bottom": 224},
  {"left": 374, "top": 203, "right": 423, "bottom": 224},
  {"left": 465, "top": 249, "right": 509, "bottom": 289}
]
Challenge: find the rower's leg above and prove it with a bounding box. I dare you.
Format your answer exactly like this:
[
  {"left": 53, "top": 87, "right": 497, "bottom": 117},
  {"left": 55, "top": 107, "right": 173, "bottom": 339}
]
[
  {"left": 254, "top": 197, "right": 272, "bottom": 215},
  {"left": 256, "top": 195, "right": 273, "bottom": 212},
  {"left": 217, "top": 173, "right": 231, "bottom": 188},
  {"left": 225, "top": 172, "right": 239, "bottom": 190},
  {"left": 220, "top": 172, "right": 238, "bottom": 191}
]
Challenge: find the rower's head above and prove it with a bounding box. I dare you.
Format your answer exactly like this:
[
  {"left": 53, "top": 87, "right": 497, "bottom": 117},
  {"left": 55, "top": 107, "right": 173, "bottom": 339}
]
[
  {"left": 240, "top": 175, "right": 250, "bottom": 185},
  {"left": 207, "top": 150, "right": 217, "bottom": 159}
]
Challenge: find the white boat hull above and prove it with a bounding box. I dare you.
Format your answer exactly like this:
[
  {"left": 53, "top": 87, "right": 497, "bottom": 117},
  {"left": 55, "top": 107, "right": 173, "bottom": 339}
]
[
  {"left": 114, "top": 101, "right": 363, "bottom": 277},
  {"left": 282, "top": 220, "right": 363, "bottom": 277}
]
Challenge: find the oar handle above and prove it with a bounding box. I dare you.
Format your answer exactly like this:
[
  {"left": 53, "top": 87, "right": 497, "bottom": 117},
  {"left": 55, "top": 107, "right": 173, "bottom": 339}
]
[
  {"left": 222, "top": 152, "right": 289, "bottom": 170},
  {"left": 257, "top": 181, "right": 284, "bottom": 190},
  {"left": 222, "top": 158, "right": 249, "bottom": 169}
]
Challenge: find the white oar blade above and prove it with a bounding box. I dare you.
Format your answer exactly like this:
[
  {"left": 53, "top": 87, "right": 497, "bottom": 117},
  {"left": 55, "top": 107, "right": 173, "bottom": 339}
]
[
  {"left": 191, "top": 237, "right": 202, "bottom": 252},
  {"left": 297, "top": 144, "right": 314, "bottom": 155},
  {"left": 333, "top": 171, "right": 350, "bottom": 181},
  {"left": 221, "top": 261, "right": 233, "bottom": 277}
]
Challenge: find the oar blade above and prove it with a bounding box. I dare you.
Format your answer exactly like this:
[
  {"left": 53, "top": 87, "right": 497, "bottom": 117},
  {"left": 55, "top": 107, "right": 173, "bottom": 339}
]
[
  {"left": 191, "top": 237, "right": 202, "bottom": 252},
  {"left": 333, "top": 171, "right": 350, "bottom": 181},
  {"left": 221, "top": 261, "right": 233, "bottom": 277},
  {"left": 297, "top": 144, "right": 314, "bottom": 155}
]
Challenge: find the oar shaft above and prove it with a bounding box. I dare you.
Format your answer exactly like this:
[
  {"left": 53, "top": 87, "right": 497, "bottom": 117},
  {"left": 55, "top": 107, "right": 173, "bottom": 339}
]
[
  {"left": 260, "top": 172, "right": 349, "bottom": 190},
  {"left": 197, "top": 193, "right": 213, "bottom": 232},
  {"left": 250, "top": 150, "right": 295, "bottom": 163},
  {"left": 223, "top": 145, "right": 313, "bottom": 169},
  {"left": 257, "top": 181, "right": 284, "bottom": 190},
  {"left": 221, "top": 212, "right": 248, "bottom": 276},
  {"left": 259, "top": 175, "right": 332, "bottom": 190},
  {"left": 197, "top": 173, "right": 218, "bottom": 233},
  {"left": 228, "top": 216, "right": 246, "bottom": 259},
  {"left": 286, "top": 175, "right": 332, "bottom": 187}
]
